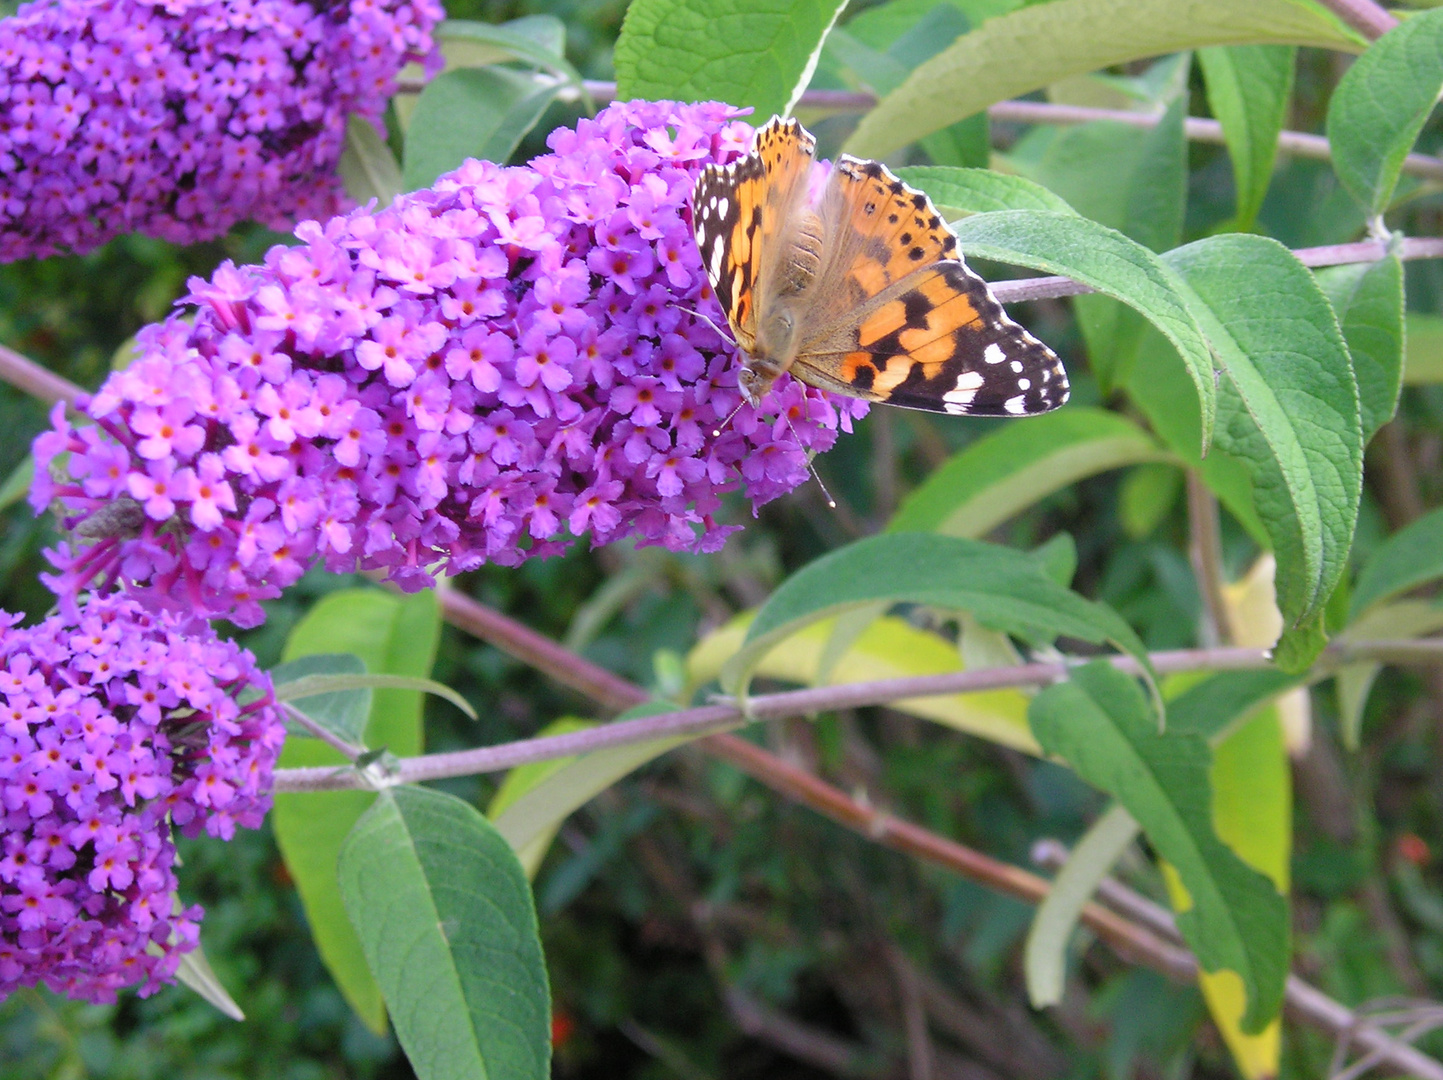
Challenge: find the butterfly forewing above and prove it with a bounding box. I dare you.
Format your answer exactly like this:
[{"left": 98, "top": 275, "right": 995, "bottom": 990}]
[
  {"left": 692, "top": 116, "right": 815, "bottom": 352},
  {"left": 812, "top": 156, "right": 961, "bottom": 310}
]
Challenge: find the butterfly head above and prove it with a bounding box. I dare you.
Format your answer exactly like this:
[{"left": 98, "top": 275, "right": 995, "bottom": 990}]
[{"left": 737, "top": 362, "right": 772, "bottom": 407}]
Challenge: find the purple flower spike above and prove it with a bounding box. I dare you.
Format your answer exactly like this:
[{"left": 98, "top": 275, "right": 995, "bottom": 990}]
[
  {"left": 0, "top": 0, "right": 443, "bottom": 262},
  {"left": 33, "top": 100, "right": 867, "bottom": 627},
  {"left": 0, "top": 595, "right": 285, "bottom": 1003}
]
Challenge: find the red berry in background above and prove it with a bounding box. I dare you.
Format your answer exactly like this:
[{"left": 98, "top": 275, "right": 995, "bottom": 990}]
[{"left": 1397, "top": 832, "right": 1431, "bottom": 867}]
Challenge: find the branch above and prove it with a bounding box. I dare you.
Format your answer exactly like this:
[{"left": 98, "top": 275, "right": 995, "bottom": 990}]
[
  {"left": 989, "top": 237, "right": 1443, "bottom": 305},
  {"left": 0, "top": 342, "right": 86, "bottom": 410},
  {"left": 268, "top": 638, "right": 1443, "bottom": 791},
  {"left": 723, "top": 986, "right": 885, "bottom": 1078}
]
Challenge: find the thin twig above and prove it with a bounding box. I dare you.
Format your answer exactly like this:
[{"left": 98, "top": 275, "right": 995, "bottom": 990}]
[
  {"left": 441, "top": 589, "right": 641, "bottom": 711},
  {"left": 990, "top": 101, "right": 1443, "bottom": 182},
  {"left": 988, "top": 237, "right": 1443, "bottom": 305},
  {"left": 887, "top": 944, "right": 937, "bottom": 1080},
  {"left": 1311, "top": 0, "right": 1398, "bottom": 41},
  {"left": 0, "top": 343, "right": 85, "bottom": 410},
  {"left": 1186, "top": 472, "right": 1233, "bottom": 647},
  {"left": 723, "top": 985, "right": 884, "bottom": 1077},
  {"left": 570, "top": 85, "right": 1443, "bottom": 181}
]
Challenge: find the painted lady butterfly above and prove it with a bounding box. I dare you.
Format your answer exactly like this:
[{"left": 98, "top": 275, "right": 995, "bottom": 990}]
[{"left": 692, "top": 116, "right": 1069, "bottom": 416}]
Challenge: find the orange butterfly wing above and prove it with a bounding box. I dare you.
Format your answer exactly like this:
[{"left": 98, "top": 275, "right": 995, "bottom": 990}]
[{"left": 794, "top": 156, "right": 1068, "bottom": 416}]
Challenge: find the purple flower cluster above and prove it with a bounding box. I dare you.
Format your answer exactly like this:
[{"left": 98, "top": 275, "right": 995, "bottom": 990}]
[
  {"left": 33, "top": 100, "right": 866, "bottom": 627},
  {"left": 0, "top": 0, "right": 442, "bottom": 262},
  {"left": 0, "top": 595, "right": 284, "bottom": 1002}
]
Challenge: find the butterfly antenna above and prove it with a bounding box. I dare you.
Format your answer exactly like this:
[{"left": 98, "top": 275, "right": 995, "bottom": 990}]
[
  {"left": 712, "top": 398, "right": 746, "bottom": 438},
  {"left": 675, "top": 304, "right": 736, "bottom": 346},
  {"left": 782, "top": 408, "right": 837, "bottom": 510}
]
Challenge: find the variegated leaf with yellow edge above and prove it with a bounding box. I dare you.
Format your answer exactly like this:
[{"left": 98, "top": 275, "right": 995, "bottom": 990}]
[
  {"left": 1161, "top": 552, "right": 1300, "bottom": 1078},
  {"left": 1161, "top": 706, "right": 1290, "bottom": 1079}
]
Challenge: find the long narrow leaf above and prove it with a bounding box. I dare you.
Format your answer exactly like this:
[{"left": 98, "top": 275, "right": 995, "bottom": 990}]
[{"left": 340, "top": 787, "right": 550, "bottom": 1080}]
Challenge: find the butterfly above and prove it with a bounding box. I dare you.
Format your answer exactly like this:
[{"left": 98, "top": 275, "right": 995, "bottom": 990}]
[{"left": 691, "top": 116, "right": 1069, "bottom": 417}]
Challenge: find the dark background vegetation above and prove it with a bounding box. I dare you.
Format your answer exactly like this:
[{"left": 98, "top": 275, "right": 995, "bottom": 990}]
[{"left": 3, "top": 1, "right": 1443, "bottom": 1077}]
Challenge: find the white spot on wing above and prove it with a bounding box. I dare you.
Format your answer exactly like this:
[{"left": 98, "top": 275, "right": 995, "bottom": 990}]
[
  {"left": 1018, "top": 378, "right": 1031, "bottom": 391},
  {"left": 709, "top": 237, "right": 725, "bottom": 280},
  {"left": 1004, "top": 394, "right": 1027, "bottom": 415},
  {"left": 943, "top": 370, "right": 985, "bottom": 408},
  {"left": 984, "top": 343, "right": 1006, "bottom": 365},
  {"left": 1010, "top": 360, "right": 1023, "bottom": 373},
  {"left": 716, "top": 196, "right": 729, "bottom": 220}
]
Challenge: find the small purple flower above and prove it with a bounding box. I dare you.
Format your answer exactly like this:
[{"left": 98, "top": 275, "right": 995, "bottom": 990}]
[
  {"left": 0, "top": 596, "right": 284, "bottom": 1003},
  {"left": 33, "top": 100, "right": 867, "bottom": 627},
  {"left": 0, "top": 0, "right": 442, "bottom": 262}
]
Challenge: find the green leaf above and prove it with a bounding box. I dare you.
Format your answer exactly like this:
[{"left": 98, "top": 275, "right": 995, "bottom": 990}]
[
  {"left": 340, "top": 787, "right": 550, "bottom": 1080},
  {"left": 1124, "top": 326, "right": 1270, "bottom": 546},
  {"left": 1315, "top": 255, "right": 1404, "bottom": 443},
  {"left": 1015, "top": 97, "right": 1187, "bottom": 389},
  {"left": 271, "top": 588, "right": 441, "bottom": 1034},
  {"left": 1405, "top": 312, "right": 1443, "bottom": 384},
  {"left": 1082, "top": 97, "right": 1186, "bottom": 386},
  {"left": 490, "top": 705, "right": 687, "bottom": 876},
  {"left": 1119, "top": 463, "right": 1183, "bottom": 539},
  {"left": 898, "top": 166, "right": 1077, "bottom": 217},
  {"left": 860, "top": 3, "right": 994, "bottom": 167},
  {"left": 1351, "top": 505, "right": 1443, "bottom": 616},
  {"left": 402, "top": 68, "right": 560, "bottom": 191},
  {"left": 275, "top": 673, "right": 475, "bottom": 722},
  {"left": 174, "top": 940, "right": 245, "bottom": 1021},
  {"left": 888, "top": 407, "right": 1173, "bottom": 536},
  {"left": 270, "top": 654, "right": 371, "bottom": 745},
  {"left": 1198, "top": 46, "right": 1296, "bottom": 230},
  {"left": 1336, "top": 600, "right": 1443, "bottom": 747},
  {"left": 823, "top": 28, "right": 913, "bottom": 98},
  {"left": 949, "top": 209, "right": 1218, "bottom": 451},
  {"left": 0, "top": 453, "right": 32, "bottom": 513},
  {"left": 1007, "top": 109, "right": 1181, "bottom": 251},
  {"left": 843, "top": 0, "right": 991, "bottom": 45},
  {"left": 1326, "top": 7, "right": 1443, "bottom": 213},
  {"left": 843, "top": 0, "right": 1362, "bottom": 159},
  {"left": 614, "top": 0, "right": 849, "bottom": 118},
  {"left": 1190, "top": 697, "right": 1291, "bottom": 1077},
  {"left": 723, "top": 533, "right": 1153, "bottom": 699},
  {"left": 1164, "top": 235, "right": 1360, "bottom": 670},
  {"left": 1166, "top": 669, "right": 1301, "bottom": 743},
  {"left": 435, "top": 16, "right": 580, "bottom": 84},
  {"left": 338, "top": 118, "right": 402, "bottom": 207},
  {"left": 1029, "top": 661, "right": 1289, "bottom": 1034},
  {"left": 1024, "top": 803, "right": 1140, "bottom": 1008}
]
